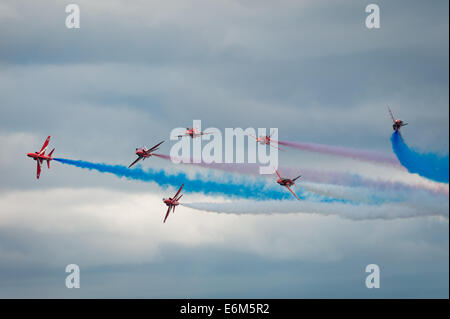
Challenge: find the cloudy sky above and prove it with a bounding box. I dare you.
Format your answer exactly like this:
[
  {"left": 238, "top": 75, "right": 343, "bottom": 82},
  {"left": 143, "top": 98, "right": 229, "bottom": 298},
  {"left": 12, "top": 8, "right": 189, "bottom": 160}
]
[{"left": 0, "top": 0, "right": 448, "bottom": 298}]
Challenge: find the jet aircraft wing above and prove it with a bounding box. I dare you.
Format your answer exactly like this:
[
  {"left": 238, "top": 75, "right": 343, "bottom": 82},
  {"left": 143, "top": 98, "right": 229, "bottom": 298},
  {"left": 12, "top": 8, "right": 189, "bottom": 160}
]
[
  {"left": 286, "top": 185, "right": 300, "bottom": 201},
  {"left": 128, "top": 156, "right": 143, "bottom": 168}
]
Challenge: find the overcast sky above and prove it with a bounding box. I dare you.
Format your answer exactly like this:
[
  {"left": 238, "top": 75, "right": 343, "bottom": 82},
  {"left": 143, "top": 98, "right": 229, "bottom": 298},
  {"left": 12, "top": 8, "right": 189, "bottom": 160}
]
[{"left": 0, "top": 0, "right": 448, "bottom": 298}]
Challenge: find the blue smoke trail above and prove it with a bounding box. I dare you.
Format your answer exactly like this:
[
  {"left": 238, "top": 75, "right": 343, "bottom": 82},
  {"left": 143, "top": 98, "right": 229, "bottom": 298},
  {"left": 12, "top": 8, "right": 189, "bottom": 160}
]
[
  {"left": 391, "top": 132, "right": 449, "bottom": 183},
  {"left": 54, "top": 158, "right": 294, "bottom": 200}
]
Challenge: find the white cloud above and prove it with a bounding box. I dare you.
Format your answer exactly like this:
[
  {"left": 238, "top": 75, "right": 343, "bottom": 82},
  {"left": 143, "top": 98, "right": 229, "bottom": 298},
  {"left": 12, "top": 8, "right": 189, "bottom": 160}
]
[{"left": 0, "top": 187, "right": 448, "bottom": 267}]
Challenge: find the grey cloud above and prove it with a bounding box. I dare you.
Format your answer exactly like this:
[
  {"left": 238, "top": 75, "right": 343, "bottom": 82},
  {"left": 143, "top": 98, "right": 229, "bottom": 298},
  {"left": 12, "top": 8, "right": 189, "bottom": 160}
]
[{"left": 0, "top": 0, "right": 448, "bottom": 298}]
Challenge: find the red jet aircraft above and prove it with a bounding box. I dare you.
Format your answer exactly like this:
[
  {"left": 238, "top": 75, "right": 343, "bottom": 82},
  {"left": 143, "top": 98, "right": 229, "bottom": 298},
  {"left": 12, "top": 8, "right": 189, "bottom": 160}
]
[
  {"left": 128, "top": 141, "right": 164, "bottom": 168},
  {"left": 27, "top": 136, "right": 55, "bottom": 179},
  {"left": 248, "top": 129, "right": 280, "bottom": 150},
  {"left": 274, "top": 168, "right": 301, "bottom": 200},
  {"left": 177, "top": 128, "right": 211, "bottom": 139},
  {"left": 388, "top": 106, "right": 408, "bottom": 142},
  {"left": 162, "top": 184, "right": 184, "bottom": 223}
]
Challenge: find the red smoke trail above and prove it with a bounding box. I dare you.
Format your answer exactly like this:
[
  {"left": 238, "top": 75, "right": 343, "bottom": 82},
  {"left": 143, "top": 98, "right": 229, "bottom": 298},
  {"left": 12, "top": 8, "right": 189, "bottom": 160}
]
[{"left": 277, "top": 140, "right": 401, "bottom": 167}]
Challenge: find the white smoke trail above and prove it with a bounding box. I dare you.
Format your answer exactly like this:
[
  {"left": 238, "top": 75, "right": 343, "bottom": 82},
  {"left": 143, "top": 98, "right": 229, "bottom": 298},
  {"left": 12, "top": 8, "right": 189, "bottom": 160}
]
[
  {"left": 300, "top": 182, "right": 449, "bottom": 208},
  {"left": 183, "top": 200, "right": 448, "bottom": 221}
]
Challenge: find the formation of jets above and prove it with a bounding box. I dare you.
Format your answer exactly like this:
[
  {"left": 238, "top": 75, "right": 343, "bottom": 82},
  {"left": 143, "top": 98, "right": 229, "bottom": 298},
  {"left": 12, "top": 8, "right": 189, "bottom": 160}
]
[{"left": 27, "top": 108, "right": 407, "bottom": 222}]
